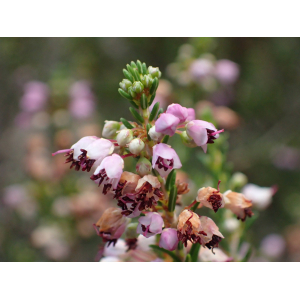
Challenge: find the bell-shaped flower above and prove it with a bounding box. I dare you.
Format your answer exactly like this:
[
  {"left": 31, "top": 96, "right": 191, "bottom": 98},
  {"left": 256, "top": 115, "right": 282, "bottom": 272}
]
[
  {"left": 94, "top": 207, "right": 128, "bottom": 246},
  {"left": 152, "top": 143, "right": 182, "bottom": 177},
  {"left": 186, "top": 120, "right": 224, "bottom": 153},
  {"left": 78, "top": 138, "right": 115, "bottom": 171},
  {"left": 242, "top": 183, "right": 277, "bottom": 210},
  {"left": 198, "top": 216, "right": 224, "bottom": 251},
  {"left": 186, "top": 108, "right": 196, "bottom": 122},
  {"left": 52, "top": 136, "right": 99, "bottom": 171},
  {"left": 166, "top": 103, "right": 188, "bottom": 124},
  {"left": 90, "top": 154, "right": 124, "bottom": 194},
  {"left": 155, "top": 113, "right": 180, "bottom": 136},
  {"left": 197, "top": 186, "right": 225, "bottom": 213},
  {"left": 137, "top": 212, "right": 164, "bottom": 238},
  {"left": 159, "top": 228, "right": 179, "bottom": 251},
  {"left": 223, "top": 190, "right": 254, "bottom": 221}
]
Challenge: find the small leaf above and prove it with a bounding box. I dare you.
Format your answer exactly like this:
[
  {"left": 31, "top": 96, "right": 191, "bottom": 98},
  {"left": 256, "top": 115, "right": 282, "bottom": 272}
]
[
  {"left": 185, "top": 254, "right": 192, "bottom": 262},
  {"left": 147, "top": 124, "right": 152, "bottom": 141},
  {"left": 157, "top": 108, "right": 164, "bottom": 118},
  {"left": 165, "top": 169, "right": 176, "bottom": 191},
  {"left": 129, "top": 100, "right": 139, "bottom": 109},
  {"left": 142, "top": 62, "right": 148, "bottom": 75},
  {"left": 136, "top": 60, "right": 143, "bottom": 74},
  {"left": 131, "top": 61, "right": 138, "bottom": 69},
  {"left": 140, "top": 94, "right": 148, "bottom": 110},
  {"left": 123, "top": 69, "right": 134, "bottom": 82},
  {"left": 129, "top": 107, "right": 144, "bottom": 124},
  {"left": 120, "top": 118, "right": 134, "bottom": 129},
  {"left": 161, "top": 135, "right": 169, "bottom": 144},
  {"left": 189, "top": 243, "right": 201, "bottom": 262},
  {"left": 148, "top": 93, "right": 156, "bottom": 106},
  {"left": 118, "top": 88, "right": 133, "bottom": 101},
  {"left": 168, "top": 185, "right": 177, "bottom": 212},
  {"left": 149, "top": 77, "right": 158, "bottom": 94},
  {"left": 149, "top": 102, "right": 159, "bottom": 122}
]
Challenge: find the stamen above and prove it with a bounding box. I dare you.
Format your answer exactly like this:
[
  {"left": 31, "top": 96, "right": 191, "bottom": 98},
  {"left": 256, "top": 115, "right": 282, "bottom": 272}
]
[{"left": 210, "top": 129, "right": 224, "bottom": 136}]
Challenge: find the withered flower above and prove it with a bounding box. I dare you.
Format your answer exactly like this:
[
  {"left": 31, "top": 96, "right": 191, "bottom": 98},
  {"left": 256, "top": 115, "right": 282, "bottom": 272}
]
[
  {"left": 223, "top": 190, "right": 254, "bottom": 221},
  {"left": 198, "top": 216, "right": 224, "bottom": 252},
  {"left": 94, "top": 207, "right": 128, "bottom": 246},
  {"left": 197, "top": 185, "right": 225, "bottom": 213},
  {"left": 116, "top": 174, "right": 163, "bottom": 218},
  {"left": 177, "top": 209, "right": 206, "bottom": 247}
]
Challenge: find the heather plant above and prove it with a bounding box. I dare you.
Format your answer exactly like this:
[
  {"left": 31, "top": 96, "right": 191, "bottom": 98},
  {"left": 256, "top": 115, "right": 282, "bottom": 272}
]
[{"left": 52, "top": 59, "right": 272, "bottom": 262}]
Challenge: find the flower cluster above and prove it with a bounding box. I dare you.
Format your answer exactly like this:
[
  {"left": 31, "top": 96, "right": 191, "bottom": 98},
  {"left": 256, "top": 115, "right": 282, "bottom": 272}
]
[{"left": 52, "top": 60, "right": 255, "bottom": 261}]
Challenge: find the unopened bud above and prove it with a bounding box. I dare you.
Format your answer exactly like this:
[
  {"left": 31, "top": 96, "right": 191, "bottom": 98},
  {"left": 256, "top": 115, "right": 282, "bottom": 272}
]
[
  {"left": 136, "top": 157, "right": 152, "bottom": 176},
  {"left": 148, "top": 125, "right": 164, "bottom": 142},
  {"left": 116, "top": 129, "right": 133, "bottom": 147},
  {"left": 128, "top": 86, "right": 136, "bottom": 98},
  {"left": 230, "top": 172, "right": 248, "bottom": 189},
  {"left": 102, "top": 121, "right": 121, "bottom": 139},
  {"left": 129, "top": 138, "right": 145, "bottom": 155},
  {"left": 119, "top": 79, "right": 132, "bottom": 92},
  {"left": 132, "top": 81, "right": 144, "bottom": 93},
  {"left": 142, "top": 74, "right": 154, "bottom": 88},
  {"left": 148, "top": 66, "right": 161, "bottom": 78}
]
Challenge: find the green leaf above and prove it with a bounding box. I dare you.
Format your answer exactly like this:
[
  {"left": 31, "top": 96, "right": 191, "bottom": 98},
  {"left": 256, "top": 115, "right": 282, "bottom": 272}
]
[
  {"left": 157, "top": 108, "right": 164, "bottom": 118},
  {"left": 149, "top": 245, "right": 181, "bottom": 262},
  {"left": 118, "top": 88, "right": 133, "bottom": 101},
  {"left": 123, "top": 69, "right": 134, "bottom": 82},
  {"left": 189, "top": 243, "right": 201, "bottom": 262},
  {"left": 129, "top": 100, "right": 139, "bottom": 109},
  {"left": 131, "top": 61, "right": 138, "bottom": 69},
  {"left": 129, "top": 107, "right": 144, "bottom": 124},
  {"left": 162, "top": 135, "right": 169, "bottom": 143},
  {"left": 191, "top": 201, "right": 199, "bottom": 212},
  {"left": 149, "top": 77, "right": 158, "bottom": 94},
  {"left": 149, "top": 102, "right": 159, "bottom": 122},
  {"left": 147, "top": 124, "right": 152, "bottom": 141},
  {"left": 136, "top": 60, "right": 143, "bottom": 74},
  {"left": 165, "top": 169, "right": 176, "bottom": 191},
  {"left": 120, "top": 118, "right": 134, "bottom": 129},
  {"left": 148, "top": 93, "right": 156, "bottom": 106},
  {"left": 133, "top": 69, "right": 141, "bottom": 81},
  {"left": 126, "top": 64, "right": 136, "bottom": 77},
  {"left": 142, "top": 62, "right": 148, "bottom": 75},
  {"left": 168, "top": 185, "right": 177, "bottom": 212},
  {"left": 140, "top": 94, "right": 148, "bottom": 110}
]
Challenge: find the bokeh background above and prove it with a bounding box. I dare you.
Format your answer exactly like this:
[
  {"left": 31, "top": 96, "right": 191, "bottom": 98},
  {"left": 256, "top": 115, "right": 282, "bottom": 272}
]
[{"left": 0, "top": 37, "right": 299, "bottom": 262}]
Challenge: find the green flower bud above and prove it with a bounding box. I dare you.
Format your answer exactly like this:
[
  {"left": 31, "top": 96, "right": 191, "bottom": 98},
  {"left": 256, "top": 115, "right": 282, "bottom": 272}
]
[
  {"left": 119, "top": 79, "right": 132, "bottom": 92},
  {"left": 128, "top": 86, "right": 136, "bottom": 98},
  {"left": 132, "top": 81, "right": 144, "bottom": 94},
  {"left": 180, "top": 131, "right": 197, "bottom": 148},
  {"left": 128, "top": 138, "right": 145, "bottom": 155},
  {"left": 141, "top": 74, "right": 154, "bottom": 88},
  {"left": 102, "top": 121, "right": 121, "bottom": 139},
  {"left": 136, "top": 157, "right": 152, "bottom": 176},
  {"left": 230, "top": 172, "right": 248, "bottom": 190},
  {"left": 148, "top": 66, "right": 161, "bottom": 78},
  {"left": 125, "top": 223, "right": 139, "bottom": 239},
  {"left": 116, "top": 129, "right": 133, "bottom": 147}
]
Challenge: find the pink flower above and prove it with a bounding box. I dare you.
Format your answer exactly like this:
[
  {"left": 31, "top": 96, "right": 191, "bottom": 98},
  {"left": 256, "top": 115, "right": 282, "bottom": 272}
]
[
  {"left": 214, "top": 59, "right": 239, "bottom": 85},
  {"left": 186, "top": 120, "right": 224, "bottom": 153},
  {"left": 137, "top": 212, "right": 164, "bottom": 238},
  {"left": 155, "top": 113, "right": 180, "bottom": 136},
  {"left": 152, "top": 143, "right": 182, "bottom": 177},
  {"left": 159, "top": 228, "right": 179, "bottom": 251},
  {"left": 189, "top": 58, "right": 214, "bottom": 81},
  {"left": 166, "top": 104, "right": 188, "bottom": 123},
  {"left": 90, "top": 154, "right": 124, "bottom": 194},
  {"left": 20, "top": 81, "right": 49, "bottom": 113},
  {"left": 242, "top": 183, "right": 277, "bottom": 210},
  {"left": 186, "top": 108, "right": 196, "bottom": 122},
  {"left": 69, "top": 81, "right": 95, "bottom": 119},
  {"left": 52, "top": 137, "right": 114, "bottom": 172}
]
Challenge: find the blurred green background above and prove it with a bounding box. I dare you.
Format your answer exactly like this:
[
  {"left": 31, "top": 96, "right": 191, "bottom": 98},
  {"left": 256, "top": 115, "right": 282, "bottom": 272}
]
[{"left": 0, "top": 37, "right": 299, "bottom": 261}]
